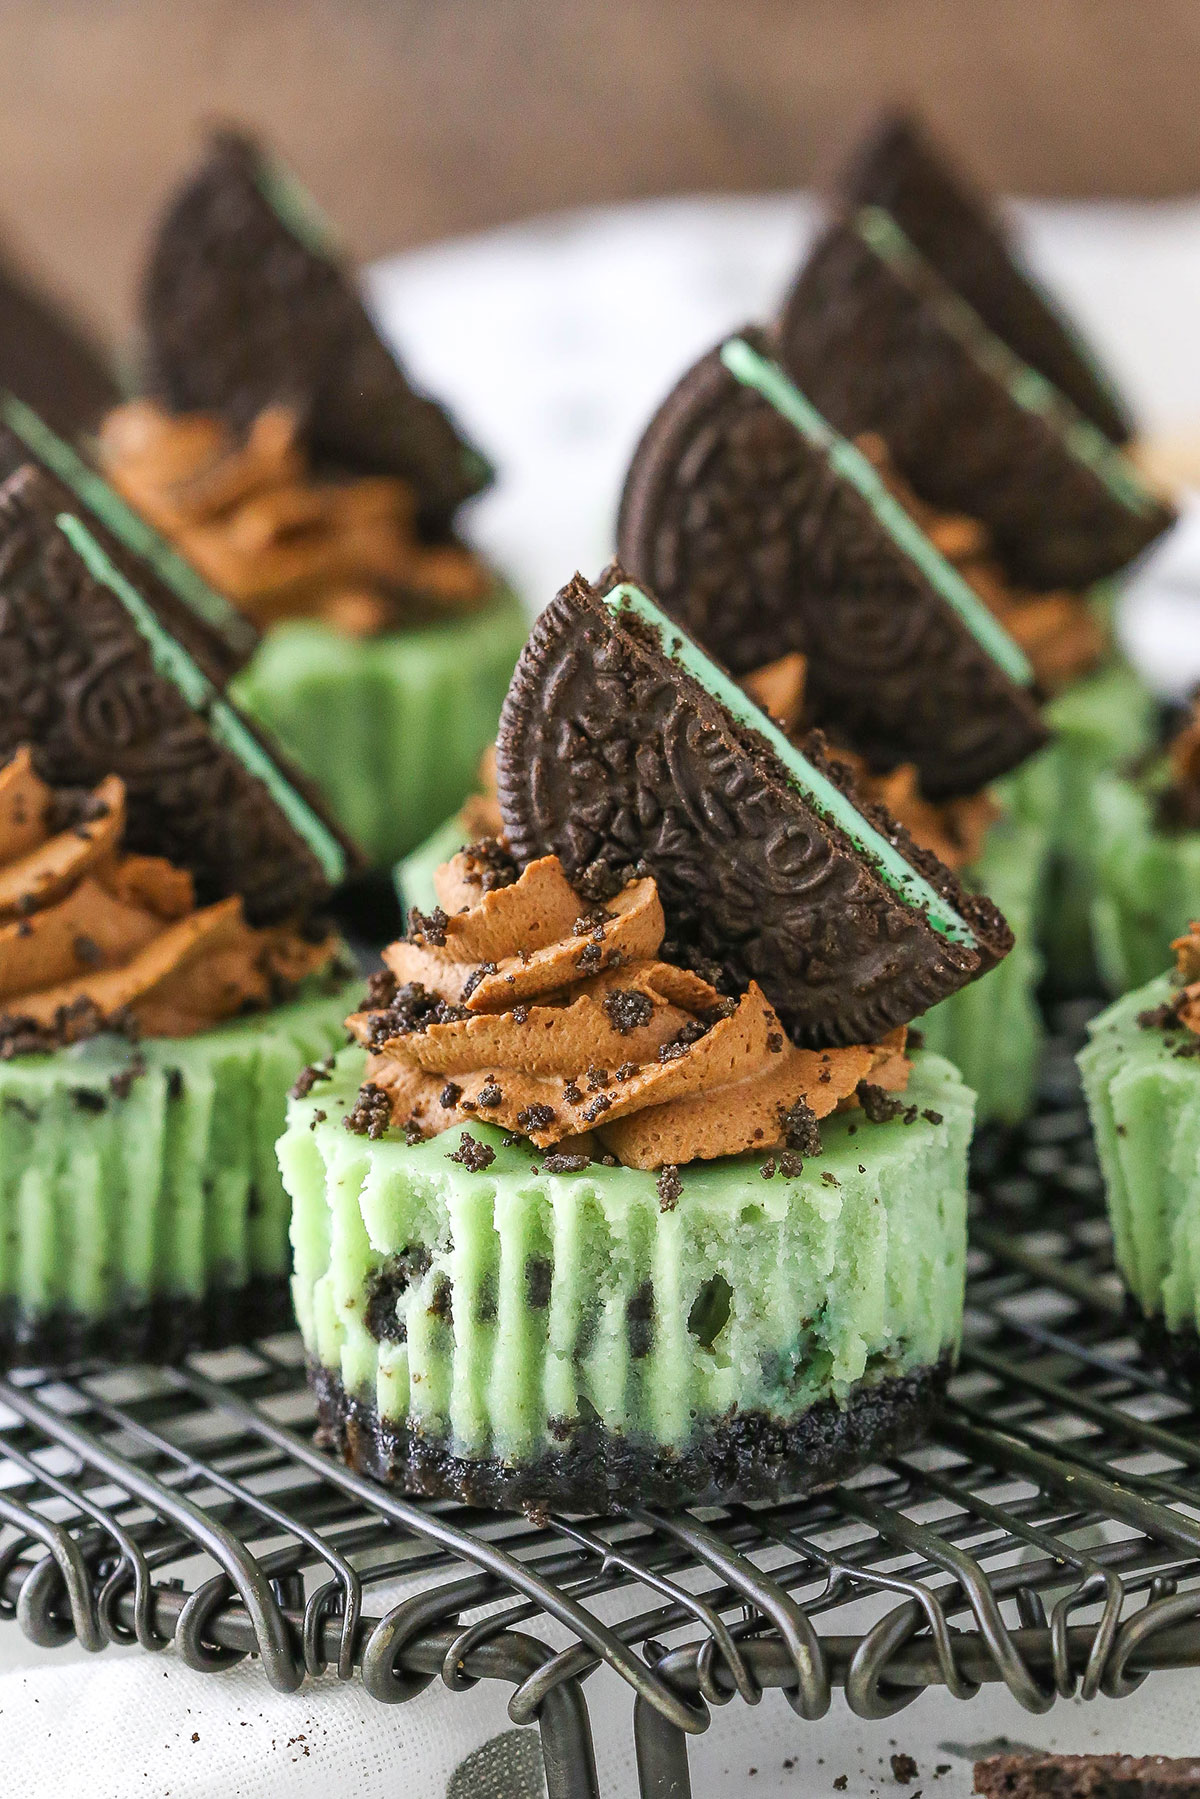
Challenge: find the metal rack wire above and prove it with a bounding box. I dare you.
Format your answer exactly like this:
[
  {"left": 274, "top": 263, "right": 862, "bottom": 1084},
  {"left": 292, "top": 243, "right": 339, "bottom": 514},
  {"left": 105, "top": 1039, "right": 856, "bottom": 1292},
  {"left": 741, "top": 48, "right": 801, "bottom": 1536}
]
[{"left": 2, "top": 999, "right": 1200, "bottom": 1799}]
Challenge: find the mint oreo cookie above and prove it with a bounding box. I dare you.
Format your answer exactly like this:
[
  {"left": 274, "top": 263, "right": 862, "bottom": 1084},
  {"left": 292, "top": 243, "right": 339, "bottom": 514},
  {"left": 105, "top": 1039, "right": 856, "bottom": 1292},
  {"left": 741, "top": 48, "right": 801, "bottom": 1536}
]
[
  {"left": 496, "top": 571, "right": 1010, "bottom": 1046},
  {"left": 778, "top": 209, "right": 1171, "bottom": 589},
  {"left": 0, "top": 467, "right": 356, "bottom": 924},
  {"left": 140, "top": 129, "right": 490, "bottom": 534},
  {"left": 618, "top": 329, "right": 1046, "bottom": 796},
  {"left": 838, "top": 111, "right": 1132, "bottom": 443}
]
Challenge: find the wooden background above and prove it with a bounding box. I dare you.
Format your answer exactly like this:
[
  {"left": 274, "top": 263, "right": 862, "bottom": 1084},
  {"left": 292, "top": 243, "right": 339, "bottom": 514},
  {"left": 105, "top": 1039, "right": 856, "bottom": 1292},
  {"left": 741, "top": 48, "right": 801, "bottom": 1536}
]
[{"left": 3, "top": 0, "right": 1199, "bottom": 350}]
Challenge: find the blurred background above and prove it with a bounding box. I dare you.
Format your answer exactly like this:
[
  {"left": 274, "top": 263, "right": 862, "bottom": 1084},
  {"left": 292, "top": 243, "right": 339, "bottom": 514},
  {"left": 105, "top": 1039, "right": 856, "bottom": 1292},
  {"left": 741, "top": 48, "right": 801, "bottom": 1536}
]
[{"left": 7, "top": 0, "right": 1200, "bottom": 349}]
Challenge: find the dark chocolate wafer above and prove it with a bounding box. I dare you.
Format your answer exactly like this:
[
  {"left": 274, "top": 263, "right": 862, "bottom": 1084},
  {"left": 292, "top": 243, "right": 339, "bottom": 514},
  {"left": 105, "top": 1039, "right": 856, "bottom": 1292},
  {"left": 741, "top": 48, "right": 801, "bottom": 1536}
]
[
  {"left": 0, "top": 394, "right": 259, "bottom": 681},
  {"left": 839, "top": 110, "right": 1132, "bottom": 443},
  {"left": 140, "top": 129, "right": 491, "bottom": 536},
  {"left": 496, "top": 570, "right": 1011, "bottom": 1047},
  {"left": 778, "top": 211, "right": 1172, "bottom": 590},
  {"left": 617, "top": 328, "right": 1048, "bottom": 797},
  {"left": 0, "top": 467, "right": 358, "bottom": 923}
]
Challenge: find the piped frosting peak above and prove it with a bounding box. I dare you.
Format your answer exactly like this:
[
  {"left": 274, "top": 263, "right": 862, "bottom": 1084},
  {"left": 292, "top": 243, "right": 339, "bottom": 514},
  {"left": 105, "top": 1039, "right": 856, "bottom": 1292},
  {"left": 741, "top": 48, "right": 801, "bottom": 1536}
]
[{"left": 347, "top": 850, "right": 908, "bottom": 1170}]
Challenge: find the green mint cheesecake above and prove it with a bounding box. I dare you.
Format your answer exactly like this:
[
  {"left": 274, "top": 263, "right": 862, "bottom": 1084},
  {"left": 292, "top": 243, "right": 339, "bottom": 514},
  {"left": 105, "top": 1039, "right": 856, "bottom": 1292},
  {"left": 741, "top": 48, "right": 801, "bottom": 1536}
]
[
  {"left": 280, "top": 572, "right": 999, "bottom": 1510},
  {"left": 0, "top": 465, "right": 360, "bottom": 1364},
  {"left": 1079, "top": 925, "right": 1200, "bottom": 1382}
]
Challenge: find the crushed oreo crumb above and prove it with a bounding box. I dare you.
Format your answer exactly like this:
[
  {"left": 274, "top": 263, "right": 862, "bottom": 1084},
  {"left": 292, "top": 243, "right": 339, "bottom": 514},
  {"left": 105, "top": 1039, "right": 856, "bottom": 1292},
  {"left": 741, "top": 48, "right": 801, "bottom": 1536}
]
[
  {"left": 582, "top": 1093, "right": 612, "bottom": 1122},
  {"left": 922, "top": 1109, "right": 943, "bottom": 1126},
  {"left": 778, "top": 1151, "right": 805, "bottom": 1177},
  {"left": 439, "top": 1081, "right": 462, "bottom": 1108},
  {"left": 576, "top": 940, "right": 604, "bottom": 972},
  {"left": 585, "top": 1065, "right": 609, "bottom": 1091},
  {"left": 291, "top": 1058, "right": 334, "bottom": 1100},
  {"left": 476, "top": 1080, "right": 503, "bottom": 1108},
  {"left": 363, "top": 1246, "right": 432, "bottom": 1342},
  {"left": 766, "top": 1031, "right": 784, "bottom": 1053},
  {"left": 542, "top": 1152, "right": 592, "bottom": 1173},
  {"left": 461, "top": 962, "right": 497, "bottom": 1002},
  {"left": 759, "top": 1158, "right": 777, "bottom": 1181},
  {"left": 344, "top": 1082, "right": 393, "bottom": 1139},
  {"left": 512, "top": 1004, "right": 530, "bottom": 1024},
  {"left": 601, "top": 988, "right": 654, "bottom": 1034},
  {"left": 857, "top": 1082, "right": 904, "bottom": 1124},
  {"left": 363, "top": 980, "right": 471, "bottom": 1047},
  {"left": 562, "top": 1080, "right": 583, "bottom": 1104},
  {"left": 658, "top": 1019, "right": 709, "bottom": 1062},
  {"left": 516, "top": 1103, "right": 556, "bottom": 1133},
  {"left": 364, "top": 967, "right": 397, "bottom": 1010},
  {"left": 572, "top": 907, "right": 609, "bottom": 937},
  {"left": 448, "top": 1131, "right": 496, "bottom": 1172},
  {"left": 779, "top": 1098, "right": 823, "bottom": 1156},
  {"left": 72, "top": 934, "right": 102, "bottom": 968},
  {"left": 656, "top": 1164, "right": 683, "bottom": 1211},
  {"left": 407, "top": 904, "right": 448, "bottom": 946},
  {"left": 460, "top": 836, "right": 519, "bottom": 892}
]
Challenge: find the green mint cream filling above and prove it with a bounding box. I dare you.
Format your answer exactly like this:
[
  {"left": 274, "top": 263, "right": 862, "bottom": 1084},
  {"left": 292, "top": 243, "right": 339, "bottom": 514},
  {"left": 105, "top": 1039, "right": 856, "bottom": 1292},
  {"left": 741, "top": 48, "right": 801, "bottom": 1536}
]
[
  {"left": 719, "top": 335, "right": 1034, "bottom": 688},
  {"left": 57, "top": 513, "right": 347, "bottom": 885},
  {"left": 604, "top": 581, "right": 977, "bottom": 948},
  {"left": 0, "top": 394, "right": 257, "bottom": 660},
  {"left": 853, "top": 205, "right": 1157, "bottom": 518}
]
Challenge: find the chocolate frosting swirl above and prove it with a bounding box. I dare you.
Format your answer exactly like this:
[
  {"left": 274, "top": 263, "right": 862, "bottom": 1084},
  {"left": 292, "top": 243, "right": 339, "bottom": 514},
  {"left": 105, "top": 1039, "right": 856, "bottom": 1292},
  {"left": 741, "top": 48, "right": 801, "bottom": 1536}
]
[
  {"left": 349, "top": 850, "right": 908, "bottom": 1170},
  {"left": 99, "top": 400, "right": 491, "bottom": 635},
  {"left": 0, "top": 746, "right": 334, "bottom": 1047}
]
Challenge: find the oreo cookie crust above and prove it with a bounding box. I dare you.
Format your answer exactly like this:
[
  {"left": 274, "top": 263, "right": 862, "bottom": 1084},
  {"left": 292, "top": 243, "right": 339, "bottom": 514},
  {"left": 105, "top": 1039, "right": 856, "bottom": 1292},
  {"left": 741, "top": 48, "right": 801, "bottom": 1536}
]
[
  {"left": 496, "top": 571, "right": 1011, "bottom": 1046},
  {"left": 778, "top": 212, "right": 1171, "bottom": 590},
  {"left": 0, "top": 467, "right": 355, "bottom": 924},
  {"left": 838, "top": 111, "right": 1132, "bottom": 443},
  {"left": 617, "top": 330, "right": 1047, "bottom": 796},
  {"left": 310, "top": 1355, "right": 948, "bottom": 1513},
  {"left": 140, "top": 129, "right": 490, "bottom": 536}
]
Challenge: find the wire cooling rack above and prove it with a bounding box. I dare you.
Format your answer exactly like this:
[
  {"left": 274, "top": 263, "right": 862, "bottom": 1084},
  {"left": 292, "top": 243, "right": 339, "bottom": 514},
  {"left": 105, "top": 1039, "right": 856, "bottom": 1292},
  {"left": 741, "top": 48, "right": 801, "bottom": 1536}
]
[{"left": 2, "top": 1001, "right": 1200, "bottom": 1799}]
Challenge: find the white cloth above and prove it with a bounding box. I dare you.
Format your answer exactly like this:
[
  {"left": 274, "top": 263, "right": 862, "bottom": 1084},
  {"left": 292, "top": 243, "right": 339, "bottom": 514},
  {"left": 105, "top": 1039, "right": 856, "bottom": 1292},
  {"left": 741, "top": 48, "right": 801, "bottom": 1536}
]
[{"left": 5, "top": 193, "right": 1200, "bottom": 1794}]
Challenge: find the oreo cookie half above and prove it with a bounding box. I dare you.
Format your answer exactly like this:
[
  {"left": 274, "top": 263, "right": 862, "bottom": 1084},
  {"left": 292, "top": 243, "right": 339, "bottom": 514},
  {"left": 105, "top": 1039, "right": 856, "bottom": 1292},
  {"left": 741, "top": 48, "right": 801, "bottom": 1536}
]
[
  {"left": 0, "top": 468, "right": 357, "bottom": 924},
  {"left": 496, "top": 571, "right": 1011, "bottom": 1047},
  {"left": 777, "top": 209, "right": 1172, "bottom": 590},
  {"left": 0, "top": 394, "right": 258, "bottom": 681},
  {"left": 618, "top": 329, "right": 1047, "bottom": 798},
  {"left": 838, "top": 111, "right": 1132, "bottom": 443},
  {"left": 140, "top": 129, "right": 491, "bottom": 536}
]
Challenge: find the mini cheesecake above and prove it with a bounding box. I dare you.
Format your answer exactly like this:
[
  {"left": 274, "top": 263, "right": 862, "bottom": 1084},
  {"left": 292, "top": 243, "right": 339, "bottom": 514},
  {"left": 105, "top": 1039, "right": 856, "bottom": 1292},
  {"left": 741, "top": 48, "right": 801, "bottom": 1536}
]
[
  {"left": 837, "top": 111, "right": 1133, "bottom": 443},
  {"left": 101, "top": 129, "right": 527, "bottom": 868},
  {"left": 1079, "top": 924, "right": 1200, "bottom": 1384},
  {"left": 280, "top": 570, "right": 998, "bottom": 1511},
  {"left": 0, "top": 466, "right": 360, "bottom": 1365}
]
